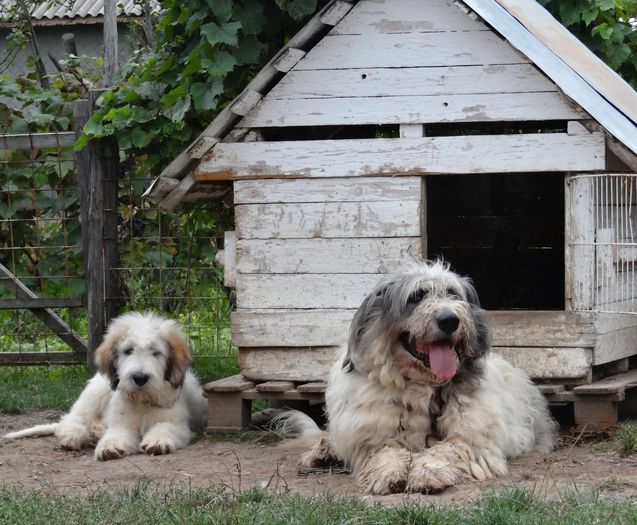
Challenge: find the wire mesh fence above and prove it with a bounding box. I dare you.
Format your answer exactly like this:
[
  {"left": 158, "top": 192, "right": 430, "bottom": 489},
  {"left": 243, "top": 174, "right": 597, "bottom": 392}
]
[
  {"left": 0, "top": 131, "right": 86, "bottom": 363},
  {"left": 1, "top": 130, "right": 237, "bottom": 376},
  {"left": 113, "top": 165, "right": 236, "bottom": 378}
]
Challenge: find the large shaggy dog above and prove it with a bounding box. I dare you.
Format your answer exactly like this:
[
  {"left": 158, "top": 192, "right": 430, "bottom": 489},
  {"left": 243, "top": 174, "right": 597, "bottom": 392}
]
[
  {"left": 283, "top": 261, "right": 556, "bottom": 494},
  {"left": 4, "top": 312, "right": 207, "bottom": 460}
]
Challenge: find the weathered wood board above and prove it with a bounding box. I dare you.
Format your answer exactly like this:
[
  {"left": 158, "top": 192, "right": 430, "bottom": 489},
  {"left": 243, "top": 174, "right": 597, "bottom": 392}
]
[
  {"left": 330, "top": 0, "right": 487, "bottom": 34},
  {"left": 232, "top": 309, "right": 598, "bottom": 348},
  {"left": 236, "top": 238, "right": 422, "bottom": 274},
  {"left": 266, "top": 64, "right": 559, "bottom": 100},
  {"left": 236, "top": 274, "right": 387, "bottom": 309},
  {"left": 196, "top": 133, "right": 605, "bottom": 181},
  {"left": 240, "top": 92, "right": 586, "bottom": 128},
  {"left": 235, "top": 200, "right": 421, "bottom": 239},
  {"left": 296, "top": 32, "right": 528, "bottom": 70},
  {"left": 238, "top": 345, "right": 594, "bottom": 382},
  {"left": 234, "top": 177, "right": 423, "bottom": 204}
]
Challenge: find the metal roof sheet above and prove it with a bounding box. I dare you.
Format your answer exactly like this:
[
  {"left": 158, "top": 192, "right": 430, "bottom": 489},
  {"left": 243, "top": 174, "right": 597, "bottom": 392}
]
[{"left": 1, "top": 0, "right": 158, "bottom": 21}]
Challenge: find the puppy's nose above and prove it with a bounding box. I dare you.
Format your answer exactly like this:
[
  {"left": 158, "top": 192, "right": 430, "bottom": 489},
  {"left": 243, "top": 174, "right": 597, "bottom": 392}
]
[
  {"left": 132, "top": 373, "right": 149, "bottom": 386},
  {"left": 436, "top": 312, "right": 459, "bottom": 333}
]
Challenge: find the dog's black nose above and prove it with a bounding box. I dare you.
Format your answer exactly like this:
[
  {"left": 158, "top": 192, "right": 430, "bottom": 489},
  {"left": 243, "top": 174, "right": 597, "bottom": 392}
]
[
  {"left": 436, "top": 312, "right": 459, "bottom": 333},
  {"left": 132, "top": 373, "right": 149, "bottom": 386}
]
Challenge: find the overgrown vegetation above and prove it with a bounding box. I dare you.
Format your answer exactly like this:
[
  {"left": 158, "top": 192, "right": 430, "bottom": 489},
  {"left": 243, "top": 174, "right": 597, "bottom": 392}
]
[
  {"left": 0, "top": 484, "right": 636, "bottom": 525},
  {"left": 538, "top": 0, "right": 637, "bottom": 89},
  {"left": 617, "top": 422, "right": 637, "bottom": 455}
]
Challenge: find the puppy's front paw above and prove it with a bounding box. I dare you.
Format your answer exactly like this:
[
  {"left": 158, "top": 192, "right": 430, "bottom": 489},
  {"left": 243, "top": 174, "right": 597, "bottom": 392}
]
[
  {"left": 140, "top": 437, "right": 175, "bottom": 456},
  {"left": 95, "top": 438, "right": 136, "bottom": 461},
  {"left": 364, "top": 468, "right": 408, "bottom": 495},
  {"left": 56, "top": 423, "right": 91, "bottom": 450}
]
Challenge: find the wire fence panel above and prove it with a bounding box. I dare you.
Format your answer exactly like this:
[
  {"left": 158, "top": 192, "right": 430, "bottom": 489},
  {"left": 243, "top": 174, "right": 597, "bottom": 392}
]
[
  {"left": 110, "top": 166, "right": 237, "bottom": 378},
  {"left": 1, "top": 129, "right": 236, "bottom": 376},
  {"left": 569, "top": 174, "right": 637, "bottom": 314},
  {"left": 0, "top": 132, "right": 87, "bottom": 364}
]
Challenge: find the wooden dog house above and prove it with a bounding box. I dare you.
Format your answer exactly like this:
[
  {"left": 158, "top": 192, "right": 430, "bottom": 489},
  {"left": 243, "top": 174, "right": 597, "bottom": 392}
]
[{"left": 145, "top": 0, "right": 637, "bottom": 431}]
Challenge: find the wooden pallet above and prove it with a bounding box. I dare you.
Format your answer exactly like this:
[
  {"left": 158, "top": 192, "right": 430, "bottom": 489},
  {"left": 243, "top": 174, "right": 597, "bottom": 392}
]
[
  {"left": 204, "top": 370, "right": 637, "bottom": 433},
  {"left": 203, "top": 375, "right": 326, "bottom": 433},
  {"left": 538, "top": 368, "right": 637, "bottom": 432}
]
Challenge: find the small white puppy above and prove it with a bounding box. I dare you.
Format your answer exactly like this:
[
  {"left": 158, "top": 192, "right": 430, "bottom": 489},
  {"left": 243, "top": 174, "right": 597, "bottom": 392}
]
[{"left": 4, "top": 312, "right": 207, "bottom": 460}]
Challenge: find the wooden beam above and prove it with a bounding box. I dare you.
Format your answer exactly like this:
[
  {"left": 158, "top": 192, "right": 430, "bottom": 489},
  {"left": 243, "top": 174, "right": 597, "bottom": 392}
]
[
  {"left": 159, "top": 174, "right": 196, "bottom": 212},
  {"left": 102, "top": 0, "right": 118, "bottom": 86},
  {"left": 0, "top": 132, "right": 76, "bottom": 149},
  {"left": 0, "top": 297, "right": 84, "bottom": 309},
  {"left": 0, "top": 263, "right": 87, "bottom": 357},
  {"left": 0, "top": 352, "right": 84, "bottom": 366},
  {"left": 195, "top": 133, "right": 606, "bottom": 181}
]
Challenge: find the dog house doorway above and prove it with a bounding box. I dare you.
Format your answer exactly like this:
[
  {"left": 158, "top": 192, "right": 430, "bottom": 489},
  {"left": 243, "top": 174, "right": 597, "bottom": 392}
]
[{"left": 426, "top": 173, "right": 565, "bottom": 310}]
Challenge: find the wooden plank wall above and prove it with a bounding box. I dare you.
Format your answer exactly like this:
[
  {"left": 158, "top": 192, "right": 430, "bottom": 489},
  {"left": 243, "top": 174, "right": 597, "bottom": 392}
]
[{"left": 237, "top": 0, "right": 587, "bottom": 129}]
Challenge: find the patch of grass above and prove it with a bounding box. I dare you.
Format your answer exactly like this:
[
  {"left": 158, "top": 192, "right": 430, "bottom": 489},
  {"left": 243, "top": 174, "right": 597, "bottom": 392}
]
[
  {"left": 617, "top": 422, "right": 637, "bottom": 455},
  {"left": 0, "top": 365, "right": 92, "bottom": 414},
  {"left": 0, "top": 484, "right": 636, "bottom": 525}
]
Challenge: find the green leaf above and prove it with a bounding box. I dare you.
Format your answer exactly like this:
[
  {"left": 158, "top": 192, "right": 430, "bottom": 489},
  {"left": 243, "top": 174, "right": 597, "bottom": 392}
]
[
  {"left": 201, "top": 21, "right": 241, "bottom": 47},
  {"left": 234, "top": 36, "right": 265, "bottom": 65},
  {"left": 207, "top": 0, "right": 233, "bottom": 22},
  {"left": 201, "top": 51, "right": 237, "bottom": 77},
  {"left": 191, "top": 82, "right": 218, "bottom": 112},
  {"left": 582, "top": 7, "right": 599, "bottom": 26},
  {"left": 163, "top": 94, "right": 191, "bottom": 122},
  {"left": 160, "top": 84, "right": 188, "bottom": 106},
  {"left": 592, "top": 22, "right": 614, "bottom": 40},
  {"left": 131, "top": 127, "right": 152, "bottom": 148},
  {"left": 558, "top": 1, "right": 582, "bottom": 26},
  {"left": 596, "top": 0, "right": 616, "bottom": 11},
  {"left": 275, "top": 0, "right": 317, "bottom": 20},
  {"left": 234, "top": 0, "right": 266, "bottom": 35}
]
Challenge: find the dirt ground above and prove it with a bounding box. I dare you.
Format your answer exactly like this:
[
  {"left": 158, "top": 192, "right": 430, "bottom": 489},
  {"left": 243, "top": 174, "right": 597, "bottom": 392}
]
[{"left": 1, "top": 410, "right": 637, "bottom": 505}]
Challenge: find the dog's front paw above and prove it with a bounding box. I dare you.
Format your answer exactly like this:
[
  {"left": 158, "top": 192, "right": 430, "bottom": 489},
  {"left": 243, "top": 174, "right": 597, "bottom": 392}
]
[
  {"left": 95, "top": 437, "right": 137, "bottom": 461},
  {"left": 364, "top": 468, "right": 408, "bottom": 495},
  {"left": 298, "top": 438, "right": 342, "bottom": 469},
  {"left": 406, "top": 456, "right": 459, "bottom": 494},
  {"left": 140, "top": 437, "right": 175, "bottom": 456}
]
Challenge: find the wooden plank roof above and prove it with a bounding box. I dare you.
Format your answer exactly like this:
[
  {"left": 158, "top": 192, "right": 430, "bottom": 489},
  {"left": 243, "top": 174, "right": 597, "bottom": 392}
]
[{"left": 144, "top": 0, "right": 637, "bottom": 209}]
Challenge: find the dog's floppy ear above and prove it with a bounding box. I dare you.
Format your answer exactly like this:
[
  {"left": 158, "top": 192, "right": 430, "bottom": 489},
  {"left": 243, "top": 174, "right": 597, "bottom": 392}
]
[
  {"left": 95, "top": 323, "right": 127, "bottom": 390},
  {"left": 344, "top": 280, "right": 392, "bottom": 373},
  {"left": 460, "top": 277, "right": 481, "bottom": 307},
  {"left": 162, "top": 322, "right": 192, "bottom": 388}
]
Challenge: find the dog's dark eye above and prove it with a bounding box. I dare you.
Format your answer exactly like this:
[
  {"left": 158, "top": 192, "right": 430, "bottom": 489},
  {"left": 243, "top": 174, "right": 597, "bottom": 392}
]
[
  {"left": 152, "top": 350, "right": 161, "bottom": 358},
  {"left": 407, "top": 289, "right": 429, "bottom": 305},
  {"left": 122, "top": 348, "right": 133, "bottom": 356},
  {"left": 446, "top": 288, "right": 460, "bottom": 299}
]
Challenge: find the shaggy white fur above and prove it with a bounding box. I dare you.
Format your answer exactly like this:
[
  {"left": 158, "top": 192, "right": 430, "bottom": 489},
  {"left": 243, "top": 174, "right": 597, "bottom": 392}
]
[
  {"left": 4, "top": 312, "right": 207, "bottom": 460},
  {"left": 283, "top": 261, "right": 556, "bottom": 494}
]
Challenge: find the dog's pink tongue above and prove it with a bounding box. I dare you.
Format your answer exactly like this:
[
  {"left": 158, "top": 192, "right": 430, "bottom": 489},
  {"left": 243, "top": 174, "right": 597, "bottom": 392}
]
[{"left": 428, "top": 342, "right": 457, "bottom": 381}]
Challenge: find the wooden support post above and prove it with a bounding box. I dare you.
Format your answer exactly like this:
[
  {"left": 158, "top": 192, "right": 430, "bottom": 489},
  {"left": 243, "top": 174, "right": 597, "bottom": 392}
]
[
  {"left": 103, "top": 0, "right": 118, "bottom": 86},
  {"left": 76, "top": 91, "right": 121, "bottom": 368},
  {"left": 206, "top": 393, "right": 252, "bottom": 433},
  {"left": 573, "top": 396, "right": 618, "bottom": 433}
]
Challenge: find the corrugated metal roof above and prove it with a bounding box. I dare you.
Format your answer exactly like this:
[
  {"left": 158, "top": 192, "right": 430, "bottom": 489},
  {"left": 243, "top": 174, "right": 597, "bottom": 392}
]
[{"left": 1, "top": 0, "right": 159, "bottom": 21}]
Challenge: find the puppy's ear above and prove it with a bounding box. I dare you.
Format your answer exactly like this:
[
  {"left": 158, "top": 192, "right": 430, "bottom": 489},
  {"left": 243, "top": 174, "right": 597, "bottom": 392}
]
[
  {"left": 95, "top": 325, "right": 127, "bottom": 390},
  {"left": 163, "top": 323, "right": 192, "bottom": 388}
]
